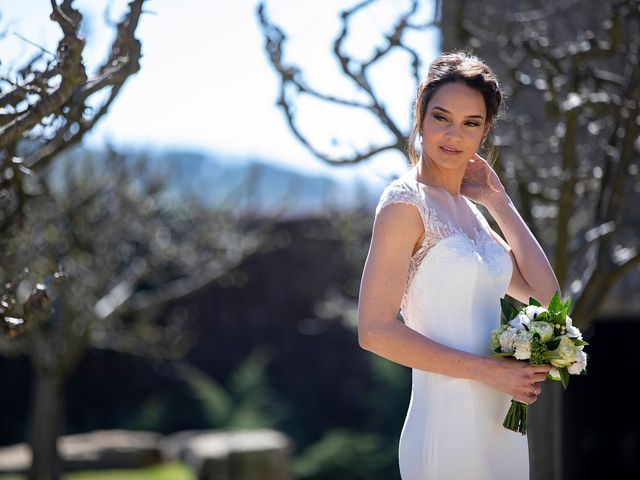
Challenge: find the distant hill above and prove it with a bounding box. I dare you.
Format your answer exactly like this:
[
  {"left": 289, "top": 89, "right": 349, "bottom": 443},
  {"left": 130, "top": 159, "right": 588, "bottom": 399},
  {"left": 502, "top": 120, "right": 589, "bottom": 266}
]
[{"left": 46, "top": 146, "right": 388, "bottom": 219}]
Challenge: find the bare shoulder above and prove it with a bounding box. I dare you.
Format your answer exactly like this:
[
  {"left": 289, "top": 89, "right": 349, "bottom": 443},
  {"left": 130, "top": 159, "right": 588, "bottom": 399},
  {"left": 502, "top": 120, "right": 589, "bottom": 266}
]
[{"left": 372, "top": 202, "right": 423, "bottom": 252}]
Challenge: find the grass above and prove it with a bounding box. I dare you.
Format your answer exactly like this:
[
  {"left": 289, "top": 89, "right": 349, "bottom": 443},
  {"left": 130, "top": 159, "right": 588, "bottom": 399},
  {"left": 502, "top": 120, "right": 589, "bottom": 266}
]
[{"left": 0, "top": 461, "right": 195, "bottom": 480}]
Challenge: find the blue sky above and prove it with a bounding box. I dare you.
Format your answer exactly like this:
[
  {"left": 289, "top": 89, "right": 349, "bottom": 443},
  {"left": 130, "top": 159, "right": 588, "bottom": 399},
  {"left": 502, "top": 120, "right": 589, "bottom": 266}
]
[{"left": 0, "top": 0, "right": 439, "bottom": 183}]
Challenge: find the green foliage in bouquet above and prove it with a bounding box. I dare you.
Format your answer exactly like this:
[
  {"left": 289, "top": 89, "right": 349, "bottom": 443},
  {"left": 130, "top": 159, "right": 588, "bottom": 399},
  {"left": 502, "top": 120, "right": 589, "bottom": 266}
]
[
  {"left": 495, "top": 292, "right": 588, "bottom": 388},
  {"left": 490, "top": 291, "right": 589, "bottom": 434}
]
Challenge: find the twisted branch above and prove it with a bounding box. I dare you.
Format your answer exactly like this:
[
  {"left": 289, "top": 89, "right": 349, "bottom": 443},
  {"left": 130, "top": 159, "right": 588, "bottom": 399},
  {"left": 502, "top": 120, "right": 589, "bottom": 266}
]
[{"left": 257, "top": 0, "right": 440, "bottom": 165}]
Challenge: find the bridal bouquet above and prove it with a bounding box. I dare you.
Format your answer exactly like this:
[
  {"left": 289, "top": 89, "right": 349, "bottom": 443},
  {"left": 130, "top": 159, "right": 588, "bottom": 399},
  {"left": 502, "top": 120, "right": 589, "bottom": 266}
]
[{"left": 489, "top": 291, "right": 588, "bottom": 434}]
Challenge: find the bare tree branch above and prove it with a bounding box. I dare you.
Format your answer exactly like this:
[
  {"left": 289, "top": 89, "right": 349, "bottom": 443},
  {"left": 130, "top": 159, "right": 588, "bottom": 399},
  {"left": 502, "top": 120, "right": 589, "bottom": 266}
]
[
  {"left": 257, "top": 0, "right": 440, "bottom": 165},
  {"left": 0, "top": 0, "right": 146, "bottom": 235}
]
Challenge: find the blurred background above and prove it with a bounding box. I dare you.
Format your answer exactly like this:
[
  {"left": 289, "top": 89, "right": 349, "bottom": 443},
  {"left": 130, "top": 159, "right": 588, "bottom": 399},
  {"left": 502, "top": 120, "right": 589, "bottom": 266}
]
[{"left": 0, "top": 0, "right": 638, "bottom": 479}]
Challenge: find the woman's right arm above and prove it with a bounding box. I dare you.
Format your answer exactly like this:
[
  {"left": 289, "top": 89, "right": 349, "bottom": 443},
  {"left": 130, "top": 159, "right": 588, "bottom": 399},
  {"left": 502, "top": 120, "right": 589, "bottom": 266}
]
[{"left": 357, "top": 203, "right": 550, "bottom": 404}]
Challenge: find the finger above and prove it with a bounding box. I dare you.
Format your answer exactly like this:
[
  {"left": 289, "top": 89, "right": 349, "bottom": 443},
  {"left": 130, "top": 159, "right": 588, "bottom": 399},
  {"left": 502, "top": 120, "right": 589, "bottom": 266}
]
[
  {"left": 531, "top": 365, "right": 553, "bottom": 373},
  {"left": 531, "top": 373, "right": 548, "bottom": 383},
  {"left": 523, "top": 384, "right": 540, "bottom": 396},
  {"left": 517, "top": 393, "right": 537, "bottom": 405}
]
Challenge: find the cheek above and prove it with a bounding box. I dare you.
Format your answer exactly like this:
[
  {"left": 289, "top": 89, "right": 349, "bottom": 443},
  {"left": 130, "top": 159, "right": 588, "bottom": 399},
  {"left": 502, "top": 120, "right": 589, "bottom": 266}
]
[
  {"left": 468, "top": 128, "right": 485, "bottom": 143},
  {"left": 421, "top": 123, "right": 442, "bottom": 142}
]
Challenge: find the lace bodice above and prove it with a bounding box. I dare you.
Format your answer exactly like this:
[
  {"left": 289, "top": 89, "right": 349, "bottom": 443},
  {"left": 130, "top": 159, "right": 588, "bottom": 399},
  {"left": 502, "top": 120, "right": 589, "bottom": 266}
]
[{"left": 374, "top": 167, "right": 513, "bottom": 344}]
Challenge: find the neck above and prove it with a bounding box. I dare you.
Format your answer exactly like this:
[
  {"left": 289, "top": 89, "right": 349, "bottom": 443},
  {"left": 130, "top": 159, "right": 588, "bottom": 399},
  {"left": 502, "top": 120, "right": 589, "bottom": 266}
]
[{"left": 415, "top": 161, "right": 464, "bottom": 196}]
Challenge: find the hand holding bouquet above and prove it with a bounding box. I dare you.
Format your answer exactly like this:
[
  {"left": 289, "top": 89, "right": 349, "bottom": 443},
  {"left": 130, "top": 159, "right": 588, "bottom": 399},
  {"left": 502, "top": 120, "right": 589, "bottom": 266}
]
[{"left": 489, "top": 291, "right": 589, "bottom": 434}]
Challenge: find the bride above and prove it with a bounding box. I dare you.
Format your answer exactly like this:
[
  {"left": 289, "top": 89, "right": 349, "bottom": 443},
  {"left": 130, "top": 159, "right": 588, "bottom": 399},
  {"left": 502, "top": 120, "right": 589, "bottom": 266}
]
[{"left": 357, "top": 51, "right": 560, "bottom": 479}]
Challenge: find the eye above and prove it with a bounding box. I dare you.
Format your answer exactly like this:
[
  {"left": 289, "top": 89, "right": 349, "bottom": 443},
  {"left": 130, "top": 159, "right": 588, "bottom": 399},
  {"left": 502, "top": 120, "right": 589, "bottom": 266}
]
[
  {"left": 433, "top": 114, "right": 447, "bottom": 121},
  {"left": 466, "top": 122, "right": 480, "bottom": 127}
]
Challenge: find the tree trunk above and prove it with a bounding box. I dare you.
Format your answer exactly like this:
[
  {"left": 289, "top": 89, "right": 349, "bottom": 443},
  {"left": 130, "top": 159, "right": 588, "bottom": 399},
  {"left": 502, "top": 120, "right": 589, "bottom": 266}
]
[
  {"left": 528, "top": 380, "right": 563, "bottom": 480},
  {"left": 27, "top": 370, "right": 62, "bottom": 480}
]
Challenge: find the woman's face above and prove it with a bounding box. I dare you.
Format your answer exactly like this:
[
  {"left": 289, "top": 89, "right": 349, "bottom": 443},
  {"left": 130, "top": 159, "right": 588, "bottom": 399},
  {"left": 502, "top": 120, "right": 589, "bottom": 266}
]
[{"left": 421, "top": 82, "right": 488, "bottom": 169}]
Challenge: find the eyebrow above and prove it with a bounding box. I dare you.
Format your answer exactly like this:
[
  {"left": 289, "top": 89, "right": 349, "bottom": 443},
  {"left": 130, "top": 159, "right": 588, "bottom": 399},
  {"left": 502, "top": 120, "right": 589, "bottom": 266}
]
[{"left": 431, "top": 106, "right": 484, "bottom": 120}]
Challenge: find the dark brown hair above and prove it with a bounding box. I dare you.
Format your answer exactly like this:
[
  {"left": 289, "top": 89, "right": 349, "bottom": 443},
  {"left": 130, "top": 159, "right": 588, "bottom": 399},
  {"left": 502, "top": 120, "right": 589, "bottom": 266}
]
[{"left": 406, "top": 50, "right": 504, "bottom": 166}]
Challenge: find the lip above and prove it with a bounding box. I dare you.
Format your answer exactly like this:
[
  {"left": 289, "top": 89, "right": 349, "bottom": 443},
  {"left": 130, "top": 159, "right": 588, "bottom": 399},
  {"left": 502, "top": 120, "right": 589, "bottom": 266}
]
[{"left": 439, "top": 146, "right": 462, "bottom": 155}]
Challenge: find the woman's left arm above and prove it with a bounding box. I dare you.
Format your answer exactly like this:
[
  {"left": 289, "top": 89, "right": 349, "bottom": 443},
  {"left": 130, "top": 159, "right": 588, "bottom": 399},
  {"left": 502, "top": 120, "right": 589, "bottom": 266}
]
[{"left": 485, "top": 193, "right": 561, "bottom": 306}]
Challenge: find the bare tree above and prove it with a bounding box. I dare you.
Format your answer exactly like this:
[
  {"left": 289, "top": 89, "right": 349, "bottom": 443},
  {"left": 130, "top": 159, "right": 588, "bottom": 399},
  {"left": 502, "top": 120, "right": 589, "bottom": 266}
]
[
  {"left": 0, "top": 5, "right": 148, "bottom": 474},
  {"left": 0, "top": 3, "right": 272, "bottom": 478},
  {"left": 0, "top": 0, "right": 138, "bottom": 333},
  {"left": 257, "top": 0, "right": 640, "bottom": 330},
  {"left": 0, "top": 151, "right": 268, "bottom": 479},
  {"left": 0, "top": 0, "right": 145, "bottom": 233}
]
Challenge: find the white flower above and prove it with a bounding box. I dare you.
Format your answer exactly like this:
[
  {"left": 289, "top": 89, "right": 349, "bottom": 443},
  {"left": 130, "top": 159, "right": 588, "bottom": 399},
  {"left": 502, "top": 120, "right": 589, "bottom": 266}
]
[
  {"left": 568, "top": 349, "right": 588, "bottom": 375},
  {"left": 509, "top": 313, "right": 531, "bottom": 331},
  {"left": 548, "top": 367, "right": 561, "bottom": 381},
  {"left": 513, "top": 331, "right": 534, "bottom": 360},
  {"left": 524, "top": 305, "right": 548, "bottom": 321},
  {"left": 565, "top": 316, "right": 582, "bottom": 340},
  {"left": 490, "top": 325, "right": 506, "bottom": 351},
  {"left": 549, "top": 336, "right": 577, "bottom": 368},
  {"left": 529, "top": 321, "right": 554, "bottom": 342},
  {"left": 499, "top": 327, "right": 519, "bottom": 352}
]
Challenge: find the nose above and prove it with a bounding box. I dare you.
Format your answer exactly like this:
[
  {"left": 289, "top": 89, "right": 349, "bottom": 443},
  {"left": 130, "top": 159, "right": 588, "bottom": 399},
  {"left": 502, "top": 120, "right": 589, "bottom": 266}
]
[{"left": 444, "top": 123, "right": 462, "bottom": 141}]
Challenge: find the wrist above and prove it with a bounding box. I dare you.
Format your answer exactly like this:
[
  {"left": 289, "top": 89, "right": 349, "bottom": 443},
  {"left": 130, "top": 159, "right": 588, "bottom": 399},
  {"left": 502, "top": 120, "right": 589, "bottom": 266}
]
[
  {"left": 470, "top": 355, "right": 491, "bottom": 383},
  {"left": 486, "top": 191, "right": 513, "bottom": 216}
]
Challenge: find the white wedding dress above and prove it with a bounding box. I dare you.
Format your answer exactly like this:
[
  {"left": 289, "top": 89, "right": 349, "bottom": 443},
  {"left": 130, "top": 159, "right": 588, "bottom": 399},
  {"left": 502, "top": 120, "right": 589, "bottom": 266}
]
[{"left": 375, "top": 167, "right": 529, "bottom": 480}]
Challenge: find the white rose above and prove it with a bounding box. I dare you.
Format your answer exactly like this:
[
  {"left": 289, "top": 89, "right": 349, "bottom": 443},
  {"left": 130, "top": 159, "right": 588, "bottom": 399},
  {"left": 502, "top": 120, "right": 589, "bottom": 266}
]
[
  {"left": 490, "top": 325, "right": 506, "bottom": 351},
  {"left": 568, "top": 349, "right": 588, "bottom": 375},
  {"left": 513, "top": 331, "right": 534, "bottom": 360},
  {"left": 565, "top": 316, "right": 582, "bottom": 340},
  {"left": 549, "top": 336, "right": 577, "bottom": 368},
  {"left": 499, "top": 327, "right": 519, "bottom": 352},
  {"left": 509, "top": 313, "right": 531, "bottom": 331},
  {"left": 529, "top": 321, "right": 554, "bottom": 342},
  {"left": 524, "top": 305, "right": 548, "bottom": 321}
]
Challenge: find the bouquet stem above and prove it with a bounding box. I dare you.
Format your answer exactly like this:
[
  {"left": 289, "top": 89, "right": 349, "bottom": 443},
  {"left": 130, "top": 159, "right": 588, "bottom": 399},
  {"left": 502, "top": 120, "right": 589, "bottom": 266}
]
[{"left": 503, "top": 399, "right": 528, "bottom": 435}]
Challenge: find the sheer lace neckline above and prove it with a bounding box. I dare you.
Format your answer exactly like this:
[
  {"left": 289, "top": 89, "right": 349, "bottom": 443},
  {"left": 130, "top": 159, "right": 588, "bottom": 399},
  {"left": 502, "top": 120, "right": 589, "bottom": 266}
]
[{"left": 374, "top": 174, "right": 510, "bottom": 292}]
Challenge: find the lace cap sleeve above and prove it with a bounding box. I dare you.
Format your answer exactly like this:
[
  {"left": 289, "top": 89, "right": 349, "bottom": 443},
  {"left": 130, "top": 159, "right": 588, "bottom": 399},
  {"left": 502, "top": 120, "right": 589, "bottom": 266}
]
[{"left": 375, "top": 178, "right": 429, "bottom": 227}]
